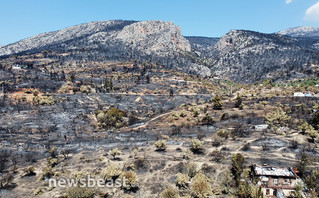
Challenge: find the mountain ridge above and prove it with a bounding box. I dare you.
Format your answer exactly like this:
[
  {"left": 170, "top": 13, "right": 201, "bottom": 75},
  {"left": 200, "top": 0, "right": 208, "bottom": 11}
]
[{"left": 1, "top": 20, "right": 319, "bottom": 83}]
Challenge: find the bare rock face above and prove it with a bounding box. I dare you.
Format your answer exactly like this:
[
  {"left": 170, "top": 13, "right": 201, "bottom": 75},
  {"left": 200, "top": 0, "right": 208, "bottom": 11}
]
[{"left": 116, "top": 20, "right": 191, "bottom": 56}]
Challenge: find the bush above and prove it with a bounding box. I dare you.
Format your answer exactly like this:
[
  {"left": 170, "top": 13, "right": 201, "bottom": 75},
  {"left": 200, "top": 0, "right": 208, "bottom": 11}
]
[
  {"left": 120, "top": 171, "right": 139, "bottom": 191},
  {"left": 0, "top": 173, "right": 13, "bottom": 188},
  {"left": 34, "top": 188, "right": 43, "bottom": 196},
  {"left": 96, "top": 108, "right": 126, "bottom": 129},
  {"left": 216, "top": 129, "right": 229, "bottom": 139},
  {"left": 234, "top": 94, "right": 243, "bottom": 109},
  {"left": 190, "top": 139, "right": 203, "bottom": 153},
  {"left": 66, "top": 187, "right": 94, "bottom": 198},
  {"left": 265, "top": 107, "right": 291, "bottom": 130},
  {"left": 154, "top": 140, "right": 167, "bottom": 151},
  {"left": 201, "top": 114, "right": 214, "bottom": 125},
  {"left": 48, "top": 157, "right": 58, "bottom": 167},
  {"left": 212, "top": 95, "right": 223, "bottom": 110},
  {"left": 24, "top": 166, "right": 36, "bottom": 176},
  {"left": 40, "top": 166, "right": 55, "bottom": 180},
  {"left": 80, "top": 85, "right": 92, "bottom": 94},
  {"left": 242, "top": 143, "right": 251, "bottom": 151},
  {"left": 102, "top": 165, "right": 122, "bottom": 181},
  {"left": 161, "top": 187, "right": 180, "bottom": 198},
  {"left": 176, "top": 173, "right": 190, "bottom": 188},
  {"left": 186, "top": 163, "right": 199, "bottom": 178},
  {"left": 48, "top": 146, "right": 58, "bottom": 158},
  {"left": 108, "top": 147, "right": 122, "bottom": 159},
  {"left": 212, "top": 136, "right": 223, "bottom": 147},
  {"left": 191, "top": 173, "right": 212, "bottom": 198},
  {"left": 210, "top": 150, "right": 224, "bottom": 162}
]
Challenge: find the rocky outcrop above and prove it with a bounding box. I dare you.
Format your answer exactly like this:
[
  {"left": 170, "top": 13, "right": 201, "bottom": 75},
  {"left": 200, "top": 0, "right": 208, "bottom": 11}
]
[{"left": 116, "top": 21, "right": 191, "bottom": 56}]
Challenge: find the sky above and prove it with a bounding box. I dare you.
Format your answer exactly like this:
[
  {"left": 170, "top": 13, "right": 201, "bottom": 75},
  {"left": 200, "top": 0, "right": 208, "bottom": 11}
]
[{"left": 0, "top": 0, "right": 319, "bottom": 45}]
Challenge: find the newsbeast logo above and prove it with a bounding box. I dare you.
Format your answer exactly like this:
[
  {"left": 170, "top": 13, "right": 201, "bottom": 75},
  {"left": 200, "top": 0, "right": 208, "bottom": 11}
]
[{"left": 48, "top": 176, "right": 128, "bottom": 188}]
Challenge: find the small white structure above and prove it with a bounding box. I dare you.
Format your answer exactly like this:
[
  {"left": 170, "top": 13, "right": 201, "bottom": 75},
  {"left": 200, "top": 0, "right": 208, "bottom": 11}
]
[
  {"left": 294, "top": 92, "right": 304, "bottom": 97},
  {"left": 304, "top": 93, "right": 312, "bottom": 97},
  {"left": 253, "top": 124, "right": 269, "bottom": 131},
  {"left": 12, "top": 65, "right": 22, "bottom": 70}
]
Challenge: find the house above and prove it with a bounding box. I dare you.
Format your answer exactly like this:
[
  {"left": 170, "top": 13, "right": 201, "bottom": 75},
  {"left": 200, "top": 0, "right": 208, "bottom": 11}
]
[
  {"left": 251, "top": 165, "right": 299, "bottom": 198},
  {"left": 293, "top": 92, "right": 304, "bottom": 97},
  {"left": 253, "top": 124, "right": 269, "bottom": 131}
]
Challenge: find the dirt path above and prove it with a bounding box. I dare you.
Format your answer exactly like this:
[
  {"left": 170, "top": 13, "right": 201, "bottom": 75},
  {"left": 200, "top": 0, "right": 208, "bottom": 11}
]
[{"left": 131, "top": 111, "right": 172, "bottom": 130}]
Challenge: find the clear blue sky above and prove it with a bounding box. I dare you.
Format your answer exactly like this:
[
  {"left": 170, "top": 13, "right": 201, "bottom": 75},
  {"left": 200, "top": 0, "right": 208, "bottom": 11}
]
[{"left": 1, "top": 0, "right": 319, "bottom": 45}]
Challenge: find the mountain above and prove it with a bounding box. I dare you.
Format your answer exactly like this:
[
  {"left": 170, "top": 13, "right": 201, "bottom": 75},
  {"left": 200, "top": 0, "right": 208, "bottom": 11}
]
[
  {"left": 209, "top": 30, "right": 319, "bottom": 82},
  {"left": 277, "top": 26, "right": 319, "bottom": 38},
  {"left": 0, "top": 20, "right": 191, "bottom": 65},
  {"left": 1, "top": 20, "right": 319, "bottom": 83}
]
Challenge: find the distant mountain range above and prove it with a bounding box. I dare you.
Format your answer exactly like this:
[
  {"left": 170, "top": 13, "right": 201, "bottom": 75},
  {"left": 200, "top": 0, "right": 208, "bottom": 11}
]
[
  {"left": 1, "top": 20, "right": 319, "bottom": 83},
  {"left": 277, "top": 26, "right": 319, "bottom": 38}
]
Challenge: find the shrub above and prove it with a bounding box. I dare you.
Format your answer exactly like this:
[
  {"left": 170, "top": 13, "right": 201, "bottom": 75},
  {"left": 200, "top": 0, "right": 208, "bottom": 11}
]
[
  {"left": 212, "top": 95, "right": 223, "bottom": 110},
  {"left": 191, "top": 173, "right": 212, "bottom": 198},
  {"left": 108, "top": 147, "right": 122, "bottom": 159},
  {"left": 190, "top": 139, "right": 203, "bottom": 153},
  {"left": 265, "top": 107, "right": 291, "bottom": 130},
  {"left": 0, "top": 173, "right": 13, "bottom": 188},
  {"left": 298, "top": 121, "right": 312, "bottom": 134},
  {"left": 290, "top": 140, "right": 298, "bottom": 150},
  {"left": 201, "top": 114, "right": 214, "bottom": 125},
  {"left": 96, "top": 108, "right": 126, "bottom": 129},
  {"left": 48, "top": 146, "right": 58, "bottom": 158},
  {"left": 154, "top": 140, "right": 167, "bottom": 151},
  {"left": 80, "top": 85, "right": 92, "bottom": 94},
  {"left": 242, "top": 143, "right": 251, "bottom": 151},
  {"left": 176, "top": 173, "right": 190, "bottom": 188},
  {"left": 193, "top": 110, "right": 199, "bottom": 117},
  {"left": 161, "top": 187, "right": 180, "bottom": 198},
  {"left": 34, "top": 188, "right": 43, "bottom": 196},
  {"left": 24, "top": 166, "right": 36, "bottom": 176},
  {"left": 71, "top": 171, "right": 88, "bottom": 180},
  {"left": 120, "top": 171, "right": 138, "bottom": 191},
  {"left": 102, "top": 165, "right": 122, "bottom": 181},
  {"left": 186, "top": 163, "right": 199, "bottom": 178},
  {"left": 234, "top": 94, "right": 243, "bottom": 109},
  {"left": 212, "top": 136, "right": 223, "bottom": 147},
  {"left": 40, "top": 166, "right": 55, "bottom": 180},
  {"left": 48, "top": 157, "right": 58, "bottom": 167},
  {"left": 210, "top": 150, "right": 224, "bottom": 162},
  {"left": 216, "top": 129, "right": 229, "bottom": 139},
  {"left": 66, "top": 187, "right": 94, "bottom": 198}
]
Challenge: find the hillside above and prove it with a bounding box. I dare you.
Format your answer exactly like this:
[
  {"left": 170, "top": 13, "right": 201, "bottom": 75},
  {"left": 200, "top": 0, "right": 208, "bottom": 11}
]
[
  {"left": 0, "top": 20, "right": 191, "bottom": 67},
  {"left": 209, "top": 30, "right": 319, "bottom": 82},
  {"left": 1, "top": 21, "right": 319, "bottom": 83},
  {"left": 277, "top": 26, "right": 319, "bottom": 38}
]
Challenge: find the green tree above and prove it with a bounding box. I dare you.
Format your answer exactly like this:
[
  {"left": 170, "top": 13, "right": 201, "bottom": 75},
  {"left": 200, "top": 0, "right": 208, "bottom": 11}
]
[
  {"left": 265, "top": 107, "right": 291, "bottom": 130},
  {"left": 232, "top": 153, "right": 245, "bottom": 186}
]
